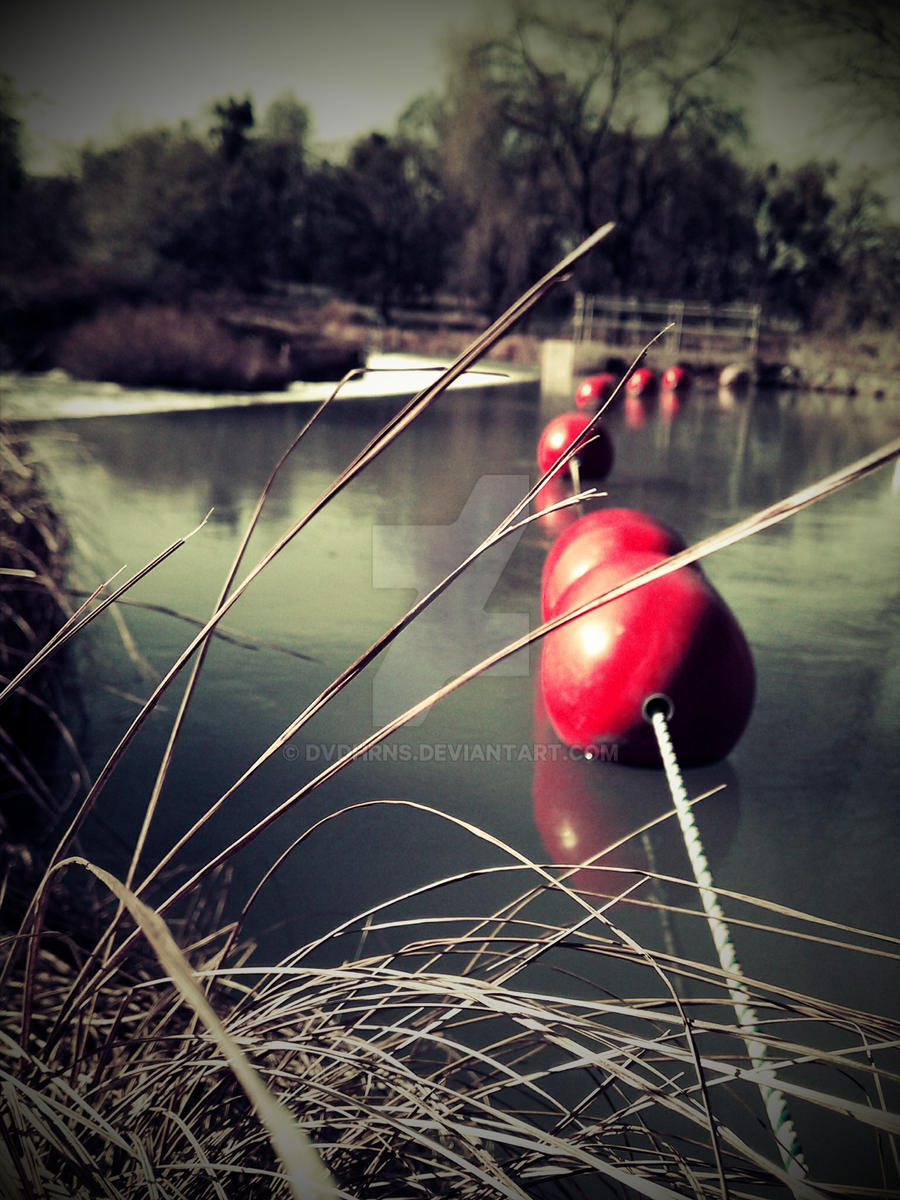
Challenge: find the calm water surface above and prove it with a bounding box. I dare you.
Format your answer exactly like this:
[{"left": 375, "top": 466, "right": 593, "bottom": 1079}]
[{"left": 15, "top": 372, "right": 900, "bottom": 1028}]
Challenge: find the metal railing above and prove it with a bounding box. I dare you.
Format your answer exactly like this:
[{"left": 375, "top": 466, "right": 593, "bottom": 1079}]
[{"left": 573, "top": 294, "right": 764, "bottom": 361}]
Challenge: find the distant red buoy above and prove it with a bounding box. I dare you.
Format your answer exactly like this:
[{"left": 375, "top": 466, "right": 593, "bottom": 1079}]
[
  {"left": 575, "top": 372, "right": 617, "bottom": 410},
  {"left": 537, "top": 411, "right": 614, "bottom": 481},
  {"left": 661, "top": 364, "right": 692, "bottom": 392},
  {"left": 625, "top": 366, "right": 658, "bottom": 396},
  {"left": 541, "top": 550, "right": 755, "bottom": 766},
  {"left": 541, "top": 508, "right": 686, "bottom": 620}
]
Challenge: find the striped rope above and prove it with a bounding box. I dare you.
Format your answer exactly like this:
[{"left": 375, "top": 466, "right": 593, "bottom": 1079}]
[{"left": 644, "top": 694, "right": 808, "bottom": 1183}]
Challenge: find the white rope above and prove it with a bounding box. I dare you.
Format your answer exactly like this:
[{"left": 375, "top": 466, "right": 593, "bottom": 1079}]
[{"left": 644, "top": 694, "right": 808, "bottom": 1183}]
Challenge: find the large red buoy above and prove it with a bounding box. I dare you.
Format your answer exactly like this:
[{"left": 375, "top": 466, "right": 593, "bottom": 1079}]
[
  {"left": 541, "top": 550, "right": 755, "bottom": 765},
  {"left": 541, "top": 508, "right": 686, "bottom": 620},
  {"left": 625, "top": 366, "right": 658, "bottom": 397},
  {"left": 537, "top": 411, "right": 614, "bottom": 481},
  {"left": 575, "top": 372, "right": 617, "bottom": 410}
]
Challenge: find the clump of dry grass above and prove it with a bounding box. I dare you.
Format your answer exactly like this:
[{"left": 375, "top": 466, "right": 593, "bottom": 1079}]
[
  {"left": 2, "top": 226, "right": 899, "bottom": 1198},
  {"left": 0, "top": 424, "right": 87, "bottom": 877},
  {"left": 53, "top": 303, "right": 295, "bottom": 392},
  {"left": 3, "top": 840, "right": 899, "bottom": 1198}
]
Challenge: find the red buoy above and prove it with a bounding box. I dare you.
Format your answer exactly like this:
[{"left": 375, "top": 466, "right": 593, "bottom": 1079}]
[
  {"left": 575, "top": 372, "right": 617, "bottom": 410},
  {"left": 541, "top": 508, "right": 686, "bottom": 620},
  {"left": 540, "top": 550, "right": 755, "bottom": 765},
  {"left": 625, "top": 366, "right": 658, "bottom": 397},
  {"left": 537, "top": 411, "right": 614, "bottom": 481},
  {"left": 661, "top": 364, "right": 692, "bottom": 392}
]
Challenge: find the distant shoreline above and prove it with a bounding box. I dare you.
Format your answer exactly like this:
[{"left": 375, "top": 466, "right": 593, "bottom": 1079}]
[{"left": 1, "top": 353, "right": 538, "bottom": 423}]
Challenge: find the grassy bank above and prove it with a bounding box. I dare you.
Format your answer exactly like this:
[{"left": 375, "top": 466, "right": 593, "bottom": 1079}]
[
  {"left": 0, "top": 425, "right": 76, "bottom": 857},
  {"left": 2, "top": 240, "right": 899, "bottom": 1197}
]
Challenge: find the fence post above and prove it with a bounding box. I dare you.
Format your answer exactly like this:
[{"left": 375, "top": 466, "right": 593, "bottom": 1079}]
[
  {"left": 748, "top": 302, "right": 761, "bottom": 363},
  {"left": 573, "top": 292, "right": 585, "bottom": 344}
]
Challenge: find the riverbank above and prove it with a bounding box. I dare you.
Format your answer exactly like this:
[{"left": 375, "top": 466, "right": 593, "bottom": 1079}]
[
  {"left": 781, "top": 328, "right": 900, "bottom": 397},
  {"left": 0, "top": 423, "right": 77, "bottom": 899},
  {"left": 252, "top": 308, "right": 900, "bottom": 400},
  {"left": 3, "top": 278, "right": 896, "bottom": 412}
]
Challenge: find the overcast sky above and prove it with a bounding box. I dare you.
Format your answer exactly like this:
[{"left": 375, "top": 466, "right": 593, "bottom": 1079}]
[
  {"left": 5, "top": 0, "right": 492, "bottom": 167},
  {"left": 3, "top": 0, "right": 896, "bottom": 192}
]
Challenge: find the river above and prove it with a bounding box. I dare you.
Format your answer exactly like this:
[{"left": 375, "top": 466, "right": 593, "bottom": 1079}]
[{"left": 9, "top": 361, "right": 900, "bottom": 1032}]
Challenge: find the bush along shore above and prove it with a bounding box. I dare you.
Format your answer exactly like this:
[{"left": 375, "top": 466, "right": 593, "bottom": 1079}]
[
  {"left": 1, "top": 284, "right": 367, "bottom": 392},
  {"left": 2, "top": 235, "right": 900, "bottom": 1198}
]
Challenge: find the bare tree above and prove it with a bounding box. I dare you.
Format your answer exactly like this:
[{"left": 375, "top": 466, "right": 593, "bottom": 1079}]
[
  {"left": 435, "top": 0, "right": 751, "bottom": 298},
  {"left": 750, "top": 0, "right": 900, "bottom": 154}
]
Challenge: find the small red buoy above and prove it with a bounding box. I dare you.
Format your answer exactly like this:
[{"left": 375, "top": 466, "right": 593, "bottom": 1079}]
[
  {"left": 537, "top": 411, "right": 614, "bottom": 481},
  {"left": 575, "top": 372, "right": 617, "bottom": 410},
  {"left": 541, "top": 550, "right": 755, "bottom": 765},
  {"left": 625, "top": 366, "right": 658, "bottom": 396},
  {"left": 541, "top": 508, "right": 686, "bottom": 620},
  {"left": 661, "top": 364, "right": 692, "bottom": 392}
]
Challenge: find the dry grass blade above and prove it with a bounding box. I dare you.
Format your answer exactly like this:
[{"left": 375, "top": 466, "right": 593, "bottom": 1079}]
[
  {"left": 143, "top": 1105, "right": 229, "bottom": 1200},
  {"left": 123, "top": 366, "right": 359, "bottom": 898},
  {"left": 0, "top": 508, "right": 209, "bottom": 709}
]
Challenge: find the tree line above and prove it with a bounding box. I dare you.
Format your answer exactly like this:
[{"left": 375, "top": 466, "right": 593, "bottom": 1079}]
[{"left": 2, "top": 0, "right": 898, "bottom": 363}]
